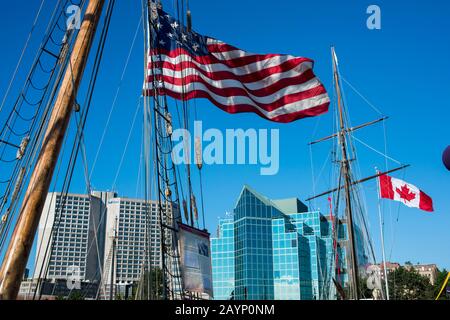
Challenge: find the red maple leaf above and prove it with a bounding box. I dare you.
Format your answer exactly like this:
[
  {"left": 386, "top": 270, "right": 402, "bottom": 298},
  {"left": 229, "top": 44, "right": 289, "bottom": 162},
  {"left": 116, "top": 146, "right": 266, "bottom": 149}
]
[{"left": 395, "top": 184, "right": 416, "bottom": 202}]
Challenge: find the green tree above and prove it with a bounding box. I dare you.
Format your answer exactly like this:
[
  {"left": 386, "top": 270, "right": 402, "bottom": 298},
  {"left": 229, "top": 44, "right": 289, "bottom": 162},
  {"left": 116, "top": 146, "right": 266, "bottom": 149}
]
[
  {"left": 67, "top": 291, "right": 85, "bottom": 300},
  {"left": 433, "top": 269, "right": 449, "bottom": 300},
  {"left": 388, "top": 266, "right": 433, "bottom": 300},
  {"left": 133, "top": 267, "right": 164, "bottom": 300},
  {"left": 115, "top": 293, "right": 124, "bottom": 300}
]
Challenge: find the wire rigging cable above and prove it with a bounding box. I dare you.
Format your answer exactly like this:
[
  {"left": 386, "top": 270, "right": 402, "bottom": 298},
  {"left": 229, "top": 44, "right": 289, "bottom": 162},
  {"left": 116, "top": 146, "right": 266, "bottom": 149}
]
[
  {"left": 0, "top": 0, "right": 88, "bottom": 252},
  {"left": 89, "top": 16, "right": 143, "bottom": 179},
  {"left": 0, "top": 0, "right": 47, "bottom": 115}
]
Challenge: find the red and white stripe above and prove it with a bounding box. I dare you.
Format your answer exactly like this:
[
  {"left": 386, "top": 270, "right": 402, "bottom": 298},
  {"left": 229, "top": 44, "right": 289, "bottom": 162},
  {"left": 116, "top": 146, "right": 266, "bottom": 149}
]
[
  {"left": 144, "top": 39, "right": 330, "bottom": 123},
  {"left": 379, "top": 174, "right": 434, "bottom": 212}
]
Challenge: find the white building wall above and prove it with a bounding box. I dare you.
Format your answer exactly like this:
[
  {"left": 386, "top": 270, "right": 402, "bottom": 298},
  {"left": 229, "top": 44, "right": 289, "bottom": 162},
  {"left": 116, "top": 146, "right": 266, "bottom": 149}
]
[
  {"left": 34, "top": 192, "right": 115, "bottom": 282},
  {"left": 33, "top": 192, "right": 172, "bottom": 298},
  {"left": 33, "top": 193, "right": 57, "bottom": 280},
  {"left": 103, "top": 197, "right": 162, "bottom": 286}
]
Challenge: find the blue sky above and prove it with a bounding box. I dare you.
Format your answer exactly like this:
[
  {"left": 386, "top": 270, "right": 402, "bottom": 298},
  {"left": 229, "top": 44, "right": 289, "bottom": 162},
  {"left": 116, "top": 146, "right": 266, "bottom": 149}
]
[{"left": 1, "top": 0, "right": 449, "bottom": 272}]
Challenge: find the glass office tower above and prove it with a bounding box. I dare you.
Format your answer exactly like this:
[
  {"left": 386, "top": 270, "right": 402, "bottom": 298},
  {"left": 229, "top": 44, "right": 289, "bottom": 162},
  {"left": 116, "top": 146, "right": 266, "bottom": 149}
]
[
  {"left": 211, "top": 185, "right": 357, "bottom": 300},
  {"left": 233, "top": 187, "right": 279, "bottom": 300},
  {"left": 211, "top": 218, "right": 234, "bottom": 300}
]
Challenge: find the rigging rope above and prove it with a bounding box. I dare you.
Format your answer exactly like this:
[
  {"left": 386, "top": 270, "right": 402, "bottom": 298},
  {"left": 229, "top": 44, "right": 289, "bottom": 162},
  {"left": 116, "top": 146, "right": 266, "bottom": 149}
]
[
  {"left": 89, "top": 16, "right": 143, "bottom": 179},
  {"left": 352, "top": 135, "right": 402, "bottom": 165},
  {"left": 147, "top": 0, "right": 187, "bottom": 299},
  {"left": 111, "top": 99, "right": 143, "bottom": 189},
  {"left": 0, "top": 0, "right": 84, "bottom": 252},
  {"left": 0, "top": 0, "right": 47, "bottom": 115},
  {"left": 0, "top": 0, "right": 86, "bottom": 243},
  {"left": 341, "top": 76, "right": 384, "bottom": 116}
]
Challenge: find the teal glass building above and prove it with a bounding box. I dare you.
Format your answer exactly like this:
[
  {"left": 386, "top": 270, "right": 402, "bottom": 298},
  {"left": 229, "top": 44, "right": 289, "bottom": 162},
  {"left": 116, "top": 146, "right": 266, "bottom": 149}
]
[
  {"left": 211, "top": 218, "right": 235, "bottom": 300},
  {"left": 211, "top": 185, "right": 364, "bottom": 300}
]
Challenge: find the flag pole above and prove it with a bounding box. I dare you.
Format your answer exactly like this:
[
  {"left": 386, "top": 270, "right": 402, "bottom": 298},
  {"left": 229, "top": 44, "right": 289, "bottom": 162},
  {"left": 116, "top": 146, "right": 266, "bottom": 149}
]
[{"left": 375, "top": 168, "right": 390, "bottom": 300}]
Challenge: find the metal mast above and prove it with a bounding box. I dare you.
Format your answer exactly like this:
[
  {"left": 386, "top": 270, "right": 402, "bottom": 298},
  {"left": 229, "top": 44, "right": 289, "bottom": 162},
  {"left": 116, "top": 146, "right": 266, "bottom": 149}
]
[
  {"left": 331, "top": 47, "right": 360, "bottom": 300},
  {"left": 0, "top": 0, "right": 105, "bottom": 299}
]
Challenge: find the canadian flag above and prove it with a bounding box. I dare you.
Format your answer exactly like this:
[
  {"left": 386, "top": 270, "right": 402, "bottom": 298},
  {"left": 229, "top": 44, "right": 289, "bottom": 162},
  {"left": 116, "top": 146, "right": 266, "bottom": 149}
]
[{"left": 378, "top": 174, "right": 434, "bottom": 212}]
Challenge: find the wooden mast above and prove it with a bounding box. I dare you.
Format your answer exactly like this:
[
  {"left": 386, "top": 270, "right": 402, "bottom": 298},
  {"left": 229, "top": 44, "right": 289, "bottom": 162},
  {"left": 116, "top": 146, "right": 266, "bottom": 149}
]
[
  {"left": 0, "top": 0, "right": 105, "bottom": 299},
  {"left": 309, "top": 48, "right": 409, "bottom": 300},
  {"left": 331, "top": 47, "right": 360, "bottom": 300}
]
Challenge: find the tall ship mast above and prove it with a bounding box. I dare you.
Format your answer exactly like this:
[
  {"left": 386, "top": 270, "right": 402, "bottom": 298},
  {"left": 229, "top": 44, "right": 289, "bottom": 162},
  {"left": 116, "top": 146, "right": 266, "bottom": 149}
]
[{"left": 307, "top": 47, "right": 409, "bottom": 300}]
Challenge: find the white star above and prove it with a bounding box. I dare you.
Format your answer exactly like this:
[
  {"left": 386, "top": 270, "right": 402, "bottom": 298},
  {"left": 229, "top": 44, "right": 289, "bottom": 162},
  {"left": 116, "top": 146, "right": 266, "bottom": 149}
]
[
  {"left": 159, "top": 39, "right": 166, "bottom": 46},
  {"left": 167, "top": 32, "right": 174, "bottom": 39},
  {"left": 165, "top": 14, "right": 171, "bottom": 19},
  {"left": 192, "top": 43, "right": 199, "bottom": 52},
  {"left": 170, "top": 21, "right": 179, "bottom": 29},
  {"left": 181, "top": 33, "right": 188, "bottom": 42}
]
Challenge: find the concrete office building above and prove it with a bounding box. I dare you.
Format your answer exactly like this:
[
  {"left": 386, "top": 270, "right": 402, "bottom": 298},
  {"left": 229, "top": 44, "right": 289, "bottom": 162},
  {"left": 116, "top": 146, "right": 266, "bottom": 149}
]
[
  {"left": 103, "top": 197, "right": 163, "bottom": 289},
  {"left": 34, "top": 191, "right": 116, "bottom": 282},
  {"left": 33, "top": 191, "right": 173, "bottom": 299}
]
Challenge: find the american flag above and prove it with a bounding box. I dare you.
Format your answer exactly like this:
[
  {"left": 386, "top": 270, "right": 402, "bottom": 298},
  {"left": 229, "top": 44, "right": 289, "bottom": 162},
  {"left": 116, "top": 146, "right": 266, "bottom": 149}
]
[{"left": 144, "top": 8, "right": 330, "bottom": 123}]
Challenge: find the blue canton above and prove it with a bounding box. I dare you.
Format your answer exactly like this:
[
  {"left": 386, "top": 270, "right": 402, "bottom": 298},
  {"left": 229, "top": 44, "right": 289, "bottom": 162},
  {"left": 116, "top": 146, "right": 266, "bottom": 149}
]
[{"left": 151, "top": 9, "right": 209, "bottom": 56}]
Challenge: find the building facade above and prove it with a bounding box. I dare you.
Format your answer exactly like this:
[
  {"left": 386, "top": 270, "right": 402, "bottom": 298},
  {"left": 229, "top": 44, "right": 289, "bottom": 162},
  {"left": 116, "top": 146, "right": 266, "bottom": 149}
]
[
  {"left": 371, "top": 262, "right": 438, "bottom": 286},
  {"left": 34, "top": 191, "right": 116, "bottom": 282},
  {"left": 18, "top": 278, "right": 100, "bottom": 300},
  {"left": 211, "top": 185, "right": 352, "bottom": 300},
  {"left": 211, "top": 218, "right": 235, "bottom": 300},
  {"left": 18, "top": 279, "right": 39, "bottom": 300},
  {"left": 410, "top": 264, "right": 439, "bottom": 285},
  {"left": 33, "top": 192, "right": 171, "bottom": 299},
  {"left": 103, "top": 197, "right": 162, "bottom": 288}
]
